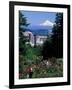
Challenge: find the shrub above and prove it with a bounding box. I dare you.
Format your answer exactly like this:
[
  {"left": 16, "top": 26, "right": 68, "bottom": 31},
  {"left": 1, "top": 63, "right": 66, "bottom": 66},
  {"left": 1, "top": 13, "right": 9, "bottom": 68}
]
[{"left": 50, "top": 57, "right": 57, "bottom": 65}]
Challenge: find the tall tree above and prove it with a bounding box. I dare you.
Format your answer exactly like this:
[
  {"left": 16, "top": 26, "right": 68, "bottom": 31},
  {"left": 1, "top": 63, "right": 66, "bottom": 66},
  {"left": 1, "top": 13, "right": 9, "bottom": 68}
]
[
  {"left": 19, "top": 11, "right": 28, "bottom": 55},
  {"left": 19, "top": 11, "right": 29, "bottom": 74},
  {"left": 52, "top": 13, "right": 63, "bottom": 58}
]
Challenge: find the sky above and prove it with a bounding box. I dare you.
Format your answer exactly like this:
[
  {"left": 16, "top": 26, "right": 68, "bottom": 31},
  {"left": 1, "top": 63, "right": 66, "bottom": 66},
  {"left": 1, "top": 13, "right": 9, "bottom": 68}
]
[{"left": 21, "top": 10, "right": 56, "bottom": 26}]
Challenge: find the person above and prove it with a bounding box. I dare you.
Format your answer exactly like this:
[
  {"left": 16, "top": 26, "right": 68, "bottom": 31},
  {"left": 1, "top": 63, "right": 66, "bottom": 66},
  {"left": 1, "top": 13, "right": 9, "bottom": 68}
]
[
  {"left": 27, "top": 67, "right": 33, "bottom": 78},
  {"left": 29, "top": 67, "right": 33, "bottom": 78}
]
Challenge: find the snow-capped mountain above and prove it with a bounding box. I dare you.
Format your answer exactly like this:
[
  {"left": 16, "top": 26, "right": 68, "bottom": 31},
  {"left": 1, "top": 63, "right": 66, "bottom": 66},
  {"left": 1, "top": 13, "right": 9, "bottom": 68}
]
[
  {"left": 40, "top": 20, "right": 54, "bottom": 27},
  {"left": 21, "top": 20, "right": 54, "bottom": 36}
]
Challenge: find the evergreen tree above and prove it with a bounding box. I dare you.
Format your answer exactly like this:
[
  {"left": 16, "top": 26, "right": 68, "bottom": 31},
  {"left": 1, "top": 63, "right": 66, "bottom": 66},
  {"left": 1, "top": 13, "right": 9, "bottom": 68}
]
[
  {"left": 19, "top": 11, "right": 29, "bottom": 55},
  {"left": 19, "top": 11, "right": 29, "bottom": 74},
  {"left": 52, "top": 13, "right": 63, "bottom": 58},
  {"left": 42, "top": 40, "right": 54, "bottom": 59}
]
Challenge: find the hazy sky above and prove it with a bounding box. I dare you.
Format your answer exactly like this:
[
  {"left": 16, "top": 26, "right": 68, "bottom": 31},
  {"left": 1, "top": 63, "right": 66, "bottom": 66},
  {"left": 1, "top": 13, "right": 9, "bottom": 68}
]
[{"left": 21, "top": 10, "right": 56, "bottom": 26}]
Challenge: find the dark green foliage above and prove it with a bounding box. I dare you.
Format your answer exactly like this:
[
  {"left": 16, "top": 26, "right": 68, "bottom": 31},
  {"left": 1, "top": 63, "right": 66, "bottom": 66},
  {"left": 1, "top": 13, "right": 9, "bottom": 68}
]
[
  {"left": 24, "top": 45, "right": 42, "bottom": 63},
  {"left": 52, "top": 13, "right": 63, "bottom": 58},
  {"left": 19, "top": 11, "right": 29, "bottom": 55},
  {"left": 19, "top": 55, "right": 25, "bottom": 73},
  {"left": 50, "top": 57, "right": 57, "bottom": 65},
  {"left": 42, "top": 40, "right": 55, "bottom": 59},
  {"left": 19, "top": 11, "right": 29, "bottom": 74},
  {"left": 19, "top": 11, "right": 29, "bottom": 27}
]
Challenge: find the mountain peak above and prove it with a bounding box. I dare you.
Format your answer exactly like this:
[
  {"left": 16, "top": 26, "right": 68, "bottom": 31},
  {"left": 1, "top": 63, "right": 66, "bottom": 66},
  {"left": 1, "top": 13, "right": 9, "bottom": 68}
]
[{"left": 40, "top": 20, "right": 54, "bottom": 27}]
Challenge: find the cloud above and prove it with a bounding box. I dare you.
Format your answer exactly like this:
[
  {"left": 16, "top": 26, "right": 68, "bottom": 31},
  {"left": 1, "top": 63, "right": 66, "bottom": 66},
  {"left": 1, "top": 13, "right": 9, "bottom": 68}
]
[{"left": 40, "top": 20, "right": 54, "bottom": 27}]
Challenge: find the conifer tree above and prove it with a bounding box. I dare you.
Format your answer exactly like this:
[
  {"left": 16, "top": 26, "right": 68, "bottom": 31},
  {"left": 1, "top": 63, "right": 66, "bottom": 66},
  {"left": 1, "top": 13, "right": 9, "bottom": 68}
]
[
  {"left": 19, "top": 11, "right": 28, "bottom": 55},
  {"left": 52, "top": 13, "right": 63, "bottom": 57}
]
